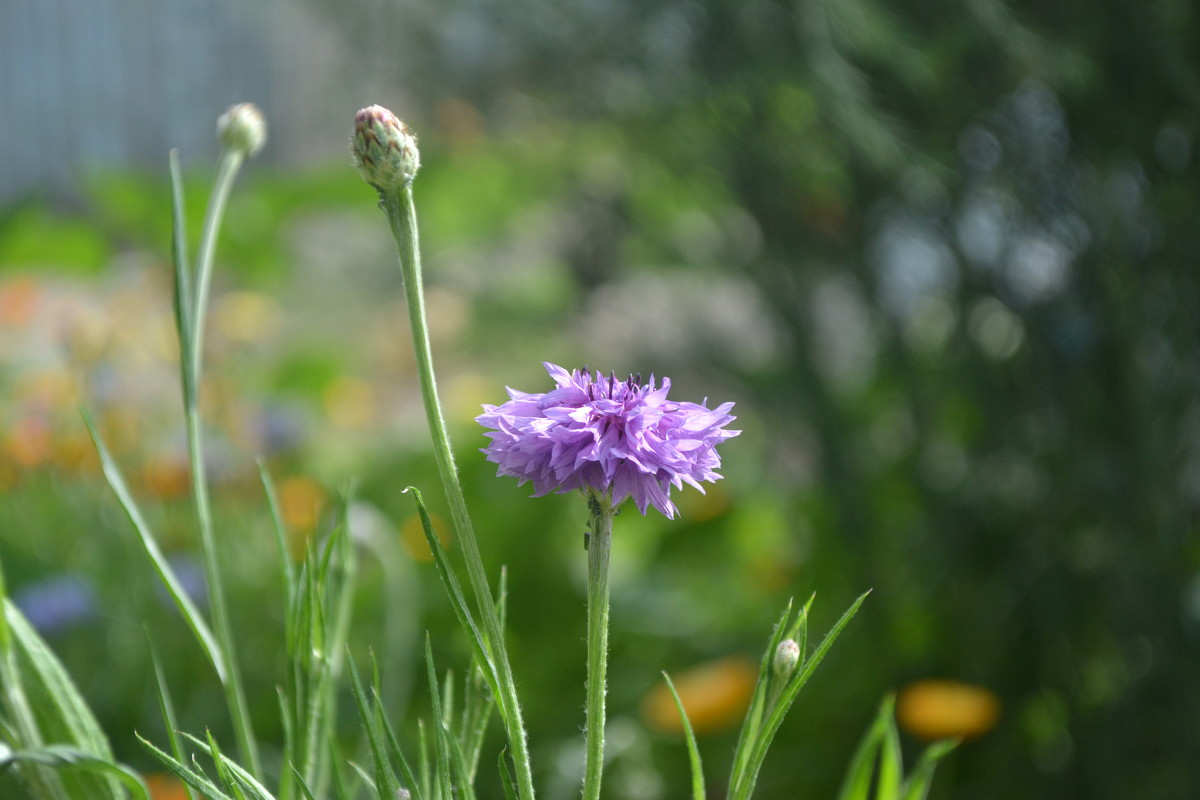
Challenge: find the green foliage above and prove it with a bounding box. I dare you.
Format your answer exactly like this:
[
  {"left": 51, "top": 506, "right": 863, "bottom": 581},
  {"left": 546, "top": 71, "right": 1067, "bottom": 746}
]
[
  {"left": 0, "top": 579, "right": 136, "bottom": 800},
  {"left": 836, "top": 697, "right": 956, "bottom": 800}
]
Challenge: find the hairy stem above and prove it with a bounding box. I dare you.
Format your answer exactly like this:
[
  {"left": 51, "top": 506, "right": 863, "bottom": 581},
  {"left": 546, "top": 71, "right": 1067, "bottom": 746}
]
[
  {"left": 382, "top": 182, "right": 536, "bottom": 800},
  {"left": 582, "top": 493, "right": 614, "bottom": 800}
]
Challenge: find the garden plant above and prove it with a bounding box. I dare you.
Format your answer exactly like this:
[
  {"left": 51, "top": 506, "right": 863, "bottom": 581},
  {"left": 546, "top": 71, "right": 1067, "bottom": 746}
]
[{"left": 0, "top": 102, "right": 957, "bottom": 800}]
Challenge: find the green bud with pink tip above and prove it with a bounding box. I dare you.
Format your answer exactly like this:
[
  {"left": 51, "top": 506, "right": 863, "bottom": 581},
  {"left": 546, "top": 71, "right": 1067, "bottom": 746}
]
[{"left": 352, "top": 104, "right": 420, "bottom": 191}]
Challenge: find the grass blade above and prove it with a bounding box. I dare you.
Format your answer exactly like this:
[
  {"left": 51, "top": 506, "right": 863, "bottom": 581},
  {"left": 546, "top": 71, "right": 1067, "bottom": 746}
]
[
  {"left": 0, "top": 744, "right": 150, "bottom": 800},
  {"left": 259, "top": 460, "right": 296, "bottom": 594},
  {"left": 497, "top": 750, "right": 518, "bottom": 800},
  {"left": 403, "top": 488, "right": 501, "bottom": 704},
  {"left": 149, "top": 641, "right": 199, "bottom": 800},
  {"left": 82, "top": 412, "right": 224, "bottom": 681},
  {"left": 138, "top": 733, "right": 233, "bottom": 800},
  {"left": 877, "top": 696, "right": 903, "bottom": 798},
  {"left": 727, "top": 601, "right": 792, "bottom": 800},
  {"left": 347, "top": 656, "right": 401, "bottom": 800},
  {"left": 662, "top": 672, "right": 705, "bottom": 800},
  {"left": 901, "top": 740, "right": 957, "bottom": 800},
  {"left": 742, "top": 591, "right": 870, "bottom": 800},
  {"left": 836, "top": 696, "right": 891, "bottom": 800},
  {"left": 424, "top": 638, "right": 455, "bottom": 800}
]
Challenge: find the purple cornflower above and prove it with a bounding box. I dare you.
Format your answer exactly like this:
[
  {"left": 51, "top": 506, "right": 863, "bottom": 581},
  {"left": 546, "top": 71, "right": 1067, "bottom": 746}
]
[{"left": 476, "top": 363, "right": 739, "bottom": 518}]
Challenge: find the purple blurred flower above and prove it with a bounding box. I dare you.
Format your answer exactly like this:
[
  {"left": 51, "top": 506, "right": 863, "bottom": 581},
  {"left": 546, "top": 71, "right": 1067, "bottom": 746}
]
[
  {"left": 14, "top": 574, "right": 97, "bottom": 635},
  {"left": 476, "top": 363, "right": 739, "bottom": 518}
]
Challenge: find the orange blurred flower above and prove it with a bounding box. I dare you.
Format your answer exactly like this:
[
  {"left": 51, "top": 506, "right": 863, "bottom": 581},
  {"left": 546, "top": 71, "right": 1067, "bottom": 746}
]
[
  {"left": 0, "top": 275, "right": 39, "bottom": 327},
  {"left": 896, "top": 678, "right": 1000, "bottom": 741},
  {"left": 278, "top": 475, "right": 328, "bottom": 557},
  {"left": 641, "top": 655, "right": 758, "bottom": 735},
  {"left": 141, "top": 454, "right": 191, "bottom": 498},
  {"left": 6, "top": 415, "right": 52, "bottom": 468},
  {"left": 143, "top": 772, "right": 195, "bottom": 800}
]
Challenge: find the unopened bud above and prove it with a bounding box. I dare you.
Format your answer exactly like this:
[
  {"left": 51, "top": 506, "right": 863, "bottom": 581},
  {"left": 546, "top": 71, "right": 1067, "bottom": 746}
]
[
  {"left": 396, "top": 789, "right": 411, "bottom": 800},
  {"left": 217, "top": 103, "right": 267, "bottom": 157},
  {"left": 773, "top": 639, "right": 800, "bottom": 680},
  {"left": 352, "top": 105, "right": 420, "bottom": 190}
]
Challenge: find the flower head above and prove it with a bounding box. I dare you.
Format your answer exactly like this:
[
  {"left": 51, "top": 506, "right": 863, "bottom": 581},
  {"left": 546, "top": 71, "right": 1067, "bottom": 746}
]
[
  {"left": 352, "top": 104, "right": 420, "bottom": 191},
  {"left": 217, "top": 103, "right": 267, "bottom": 157},
  {"left": 477, "top": 363, "right": 739, "bottom": 518}
]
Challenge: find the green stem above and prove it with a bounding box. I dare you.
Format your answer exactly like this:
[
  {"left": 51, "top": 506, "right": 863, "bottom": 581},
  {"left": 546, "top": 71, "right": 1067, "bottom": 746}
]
[
  {"left": 184, "top": 146, "right": 260, "bottom": 776},
  {"left": 191, "top": 149, "right": 243, "bottom": 381},
  {"left": 582, "top": 494, "right": 614, "bottom": 800},
  {"left": 382, "top": 182, "right": 536, "bottom": 800}
]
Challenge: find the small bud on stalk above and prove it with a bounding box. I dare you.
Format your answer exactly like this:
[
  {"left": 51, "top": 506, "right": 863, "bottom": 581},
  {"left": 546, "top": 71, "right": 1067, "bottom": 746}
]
[
  {"left": 773, "top": 638, "right": 800, "bottom": 681},
  {"left": 217, "top": 103, "right": 267, "bottom": 157},
  {"left": 352, "top": 104, "right": 420, "bottom": 191}
]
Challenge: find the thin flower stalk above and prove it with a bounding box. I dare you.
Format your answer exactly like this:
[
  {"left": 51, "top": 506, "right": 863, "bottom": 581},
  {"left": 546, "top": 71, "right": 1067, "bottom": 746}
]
[
  {"left": 582, "top": 492, "right": 614, "bottom": 800},
  {"left": 177, "top": 112, "right": 265, "bottom": 777},
  {"left": 478, "top": 364, "right": 740, "bottom": 800},
  {"left": 358, "top": 108, "right": 535, "bottom": 800}
]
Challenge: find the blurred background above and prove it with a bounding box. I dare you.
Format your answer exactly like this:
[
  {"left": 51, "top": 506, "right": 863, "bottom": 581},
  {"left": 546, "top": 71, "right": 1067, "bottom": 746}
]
[{"left": 2, "top": 0, "right": 1199, "bottom": 798}]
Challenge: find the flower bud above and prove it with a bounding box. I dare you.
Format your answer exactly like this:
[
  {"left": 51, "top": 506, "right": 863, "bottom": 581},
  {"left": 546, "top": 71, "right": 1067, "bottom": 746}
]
[
  {"left": 352, "top": 105, "right": 420, "bottom": 190},
  {"left": 217, "top": 103, "right": 267, "bottom": 157},
  {"left": 772, "top": 638, "right": 800, "bottom": 680}
]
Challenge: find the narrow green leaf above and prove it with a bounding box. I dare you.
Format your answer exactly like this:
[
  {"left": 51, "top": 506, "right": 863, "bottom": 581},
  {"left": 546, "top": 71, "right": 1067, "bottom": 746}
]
[
  {"left": 900, "top": 740, "right": 957, "bottom": 800},
  {"left": 0, "top": 744, "right": 151, "bottom": 800},
  {"left": 877, "top": 697, "right": 903, "bottom": 799},
  {"left": 276, "top": 690, "right": 296, "bottom": 800},
  {"left": 259, "top": 460, "right": 296, "bottom": 594},
  {"left": 289, "top": 764, "right": 319, "bottom": 800},
  {"left": 424, "top": 638, "right": 455, "bottom": 800},
  {"left": 348, "top": 762, "right": 376, "bottom": 794},
  {"left": 727, "top": 600, "right": 792, "bottom": 800},
  {"left": 836, "top": 697, "right": 892, "bottom": 800},
  {"left": 82, "top": 412, "right": 225, "bottom": 681},
  {"left": 202, "top": 729, "right": 244, "bottom": 800},
  {"left": 184, "top": 731, "right": 277, "bottom": 800},
  {"left": 418, "top": 719, "right": 431, "bottom": 800},
  {"left": 149, "top": 641, "right": 199, "bottom": 800},
  {"left": 662, "top": 672, "right": 706, "bottom": 800},
  {"left": 793, "top": 593, "right": 815, "bottom": 662},
  {"left": 328, "top": 741, "right": 353, "bottom": 800},
  {"left": 403, "top": 488, "right": 501, "bottom": 704},
  {"left": 742, "top": 591, "right": 870, "bottom": 800},
  {"left": 3, "top": 600, "right": 126, "bottom": 799},
  {"left": 496, "top": 750, "right": 518, "bottom": 800},
  {"left": 0, "top": 552, "right": 11, "bottom": 652},
  {"left": 168, "top": 149, "right": 195, "bottom": 405},
  {"left": 138, "top": 732, "right": 234, "bottom": 800},
  {"left": 347, "top": 656, "right": 402, "bottom": 799},
  {"left": 376, "top": 690, "right": 423, "bottom": 800}
]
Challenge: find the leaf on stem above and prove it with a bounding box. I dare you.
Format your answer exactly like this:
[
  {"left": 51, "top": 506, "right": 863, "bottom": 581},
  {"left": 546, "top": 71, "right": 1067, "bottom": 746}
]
[
  {"left": 82, "top": 411, "right": 225, "bottom": 682},
  {"left": 403, "top": 488, "right": 503, "bottom": 707},
  {"left": 662, "top": 672, "right": 706, "bottom": 800}
]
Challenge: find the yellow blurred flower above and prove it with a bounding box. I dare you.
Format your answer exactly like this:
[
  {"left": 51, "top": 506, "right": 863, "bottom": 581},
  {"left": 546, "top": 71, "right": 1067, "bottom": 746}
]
[
  {"left": 641, "top": 655, "right": 758, "bottom": 735},
  {"left": 896, "top": 678, "right": 1000, "bottom": 741},
  {"left": 323, "top": 375, "right": 377, "bottom": 430},
  {"left": 213, "top": 290, "right": 280, "bottom": 345},
  {"left": 399, "top": 511, "right": 451, "bottom": 563}
]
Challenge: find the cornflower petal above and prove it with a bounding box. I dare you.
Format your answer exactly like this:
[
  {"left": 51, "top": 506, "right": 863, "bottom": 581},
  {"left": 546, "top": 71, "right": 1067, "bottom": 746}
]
[{"left": 476, "top": 363, "right": 740, "bottom": 518}]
